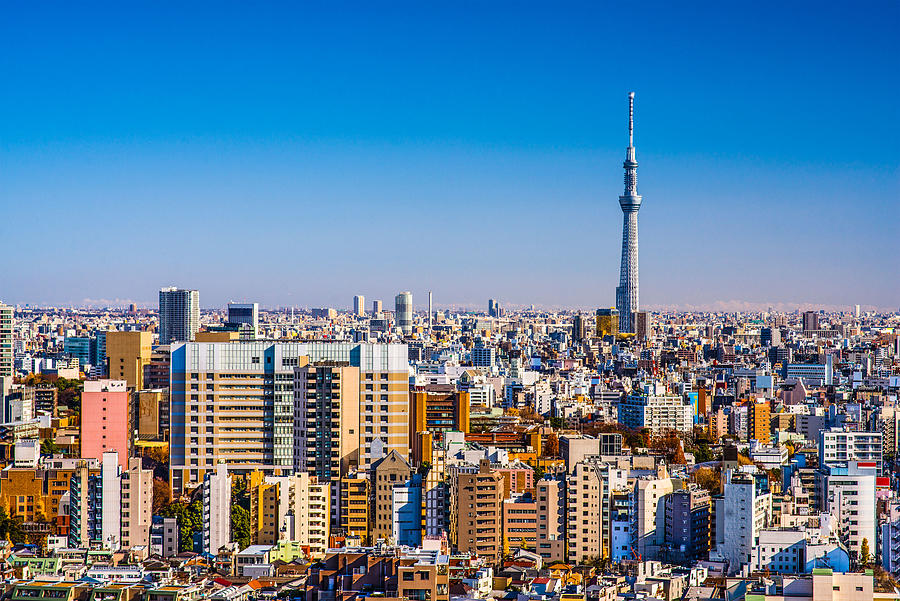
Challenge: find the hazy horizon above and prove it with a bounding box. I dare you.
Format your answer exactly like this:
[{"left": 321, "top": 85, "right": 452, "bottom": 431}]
[{"left": 1, "top": 2, "right": 898, "bottom": 310}]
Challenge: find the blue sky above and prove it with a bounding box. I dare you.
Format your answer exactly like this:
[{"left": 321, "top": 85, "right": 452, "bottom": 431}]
[{"left": 1, "top": 2, "right": 898, "bottom": 310}]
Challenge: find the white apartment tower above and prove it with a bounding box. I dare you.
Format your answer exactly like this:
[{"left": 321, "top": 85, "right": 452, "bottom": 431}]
[{"left": 159, "top": 287, "right": 200, "bottom": 343}]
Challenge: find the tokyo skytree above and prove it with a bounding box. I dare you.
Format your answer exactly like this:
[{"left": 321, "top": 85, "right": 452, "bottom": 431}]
[{"left": 615, "top": 92, "right": 642, "bottom": 333}]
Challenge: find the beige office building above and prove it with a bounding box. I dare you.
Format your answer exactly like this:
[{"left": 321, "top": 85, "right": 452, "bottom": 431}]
[
  {"left": 106, "top": 331, "right": 152, "bottom": 390},
  {"left": 454, "top": 459, "right": 504, "bottom": 563}
]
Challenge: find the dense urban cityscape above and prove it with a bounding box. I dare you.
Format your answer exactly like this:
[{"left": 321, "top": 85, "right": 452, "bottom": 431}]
[
  {"left": 0, "top": 95, "right": 898, "bottom": 599},
  {"left": 3, "top": 3, "right": 899, "bottom": 601}
]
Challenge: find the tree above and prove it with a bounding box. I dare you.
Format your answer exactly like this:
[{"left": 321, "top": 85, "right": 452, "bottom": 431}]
[
  {"left": 861, "top": 538, "right": 871, "bottom": 567},
  {"left": 0, "top": 508, "right": 26, "bottom": 544},
  {"left": 231, "top": 505, "right": 251, "bottom": 550},
  {"left": 153, "top": 479, "right": 172, "bottom": 513},
  {"left": 160, "top": 498, "right": 203, "bottom": 552},
  {"left": 544, "top": 432, "right": 559, "bottom": 458},
  {"left": 40, "top": 438, "right": 61, "bottom": 456},
  {"left": 692, "top": 467, "right": 722, "bottom": 495}
]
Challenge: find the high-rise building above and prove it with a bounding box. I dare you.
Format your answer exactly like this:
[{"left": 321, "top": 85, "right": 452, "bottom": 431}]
[
  {"left": 572, "top": 313, "right": 587, "bottom": 343},
  {"left": 0, "top": 303, "right": 13, "bottom": 378},
  {"left": 64, "top": 337, "right": 91, "bottom": 369},
  {"left": 634, "top": 311, "right": 650, "bottom": 340},
  {"left": 395, "top": 291, "right": 413, "bottom": 334},
  {"left": 371, "top": 450, "right": 412, "bottom": 543},
  {"left": 168, "top": 341, "right": 409, "bottom": 495},
  {"left": 391, "top": 473, "right": 423, "bottom": 547},
  {"left": 68, "top": 452, "right": 152, "bottom": 551},
  {"left": 202, "top": 463, "right": 231, "bottom": 555},
  {"left": 372, "top": 299, "right": 383, "bottom": 316},
  {"left": 596, "top": 308, "right": 619, "bottom": 338},
  {"left": 105, "top": 330, "right": 152, "bottom": 390},
  {"left": 718, "top": 470, "right": 772, "bottom": 573},
  {"left": 339, "top": 473, "right": 370, "bottom": 544},
  {"left": 619, "top": 385, "right": 693, "bottom": 434},
  {"left": 503, "top": 491, "right": 537, "bottom": 554},
  {"left": 664, "top": 485, "right": 710, "bottom": 562},
  {"left": 454, "top": 459, "right": 504, "bottom": 562},
  {"left": 227, "top": 302, "right": 259, "bottom": 339},
  {"left": 614, "top": 93, "right": 642, "bottom": 334},
  {"left": 802, "top": 310, "right": 819, "bottom": 332},
  {"left": 159, "top": 287, "right": 200, "bottom": 343},
  {"left": 818, "top": 428, "right": 883, "bottom": 473},
  {"left": 81, "top": 380, "right": 131, "bottom": 469},
  {"left": 410, "top": 385, "right": 470, "bottom": 457},
  {"left": 248, "top": 472, "right": 330, "bottom": 556},
  {"left": 535, "top": 477, "right": 566, "bottom": 563},
  {"left": 353, "top": 295, "right": 365, "bottom": 317},
  {"left": 748, "top": 401, "right": 771, "bottom": 445}
]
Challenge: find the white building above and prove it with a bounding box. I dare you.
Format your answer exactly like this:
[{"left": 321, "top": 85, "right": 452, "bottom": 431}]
[
  {"left": 818, "top": 428, "right": 883, "bottom": 474},
  {"left": 819, "top": 461, "right": 876, "bottom": 562},
  {"left": 618, "top": 383, "right": 693, "bottom": 434},
  {"left": 159, "top": 287, "right": 200, "bottom": 343},
  {"left": 203, "top": 463, "right": 232, "bottom": 554},
  {"left": 718, "top": 469, "right": 772, "bottom": 574}
]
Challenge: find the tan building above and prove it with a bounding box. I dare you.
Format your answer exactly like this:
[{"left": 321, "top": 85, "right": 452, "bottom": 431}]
[
  {"left": 136, "top": 389, "right": 169, "bottom": 440},
  {"left": 169, "top": 342, "right": 409, "bottom": 496},
  {"left": 410, "top": 386, "right": 470, "bottom": 462},
  {"left": 106, "top": 331, "right": 152, "bottom": 390},
  {"left": 398, "top": 552, "right": 450, "bottom": 601},
  {"left": 503, "top": 492, "right": 537, "bottom": 553},
  {"left": 371, "top": 450, "right": 412, "bottom": 543},
  {"left": 566, "top": 461, "right": 603, "bottom": 564},
  {"left": 455, "top": 459, "right": 504, "bottom": 563},
  {"left": 0, "top": 464, "right": 80, "bottom": 529},
  {"left": 249, "top": 471, "right": 330, "bottom": 556},
  {"left": 121, "top": 457, "right": 153, "bottom": 549},
  {"left": 339, "top": 474, "right": 370, "bottom": 544},
  {"left": 535, "top": 477, "right": 566, "bottom": 563}
]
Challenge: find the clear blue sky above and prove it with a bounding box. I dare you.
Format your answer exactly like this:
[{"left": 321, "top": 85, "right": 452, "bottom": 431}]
[{"left": 1, "top": 2, "right": 898, "bottom": 311}]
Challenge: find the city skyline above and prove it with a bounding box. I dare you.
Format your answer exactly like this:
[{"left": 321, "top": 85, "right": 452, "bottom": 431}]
[{"left": 1, "top": 3, "right": 898, "bottom": 309}]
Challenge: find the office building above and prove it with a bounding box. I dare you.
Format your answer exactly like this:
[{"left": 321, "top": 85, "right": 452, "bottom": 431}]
[
  {"left": 614, "top": 93, "right": 642, "bottom": 333},
  {"left": 105, "top": 330, "right": 152, "bottom": 390},
  {"left": 294, "top": 363, "right": 361, "bottom": 492},
  {"left": 150, "top": 516, "right": 179, "bottom": 557},
  {"left": 454, "top": 459, "right": 504, "bottom": 562},
  {"left": 69, "top": 452, "right": 151, "bottom": 551},
  {"left": 503, "top": 491, "right": 537, "bottom": 554},
  {"left": 802, "top": 310, "right": 819, "bottom": 332},
  {"left": 471, "top": 344, "right": 496, "bottom": 368},
  {"left": 81, "top": 380, "right": 131, "bottom": 469},
  {"left": 136, "top": 389, "right": 169, "bottom": 440},
  {"left": 0, "top": 303, "right": 13, "bottom": 377},
  {"left": 371, "top": 450, "right": 412, "bottom": 542},
  {"left": 718, "top": 470, "right": 772, "bottom": 573},
  {"left": 202, "top": 463, "right": 231, "bottom": 555},
  {"left": 596, "top": 308, "right": 619, "bottom": 338},
  {"left": 372, "top": 299, "right": 383, "bottom": 316},
  {"left": 634, "top": 310, "right": 650, "bottom": 340},
  {"left": 64, "top": 337, "right": 91, "bottom": 369},
  {"left": 395, "top": 291, "right": 413, "bottom": 334},
  {"left": 353, "top": 295, "right": 365, "bottom": 317},
  {"left": 159, "top": 287, "right": 200, "bottom": 343},
  {"left": 168, "top": 341, "right": 409, "bottom": 495},
  {"left": 227, "top": 302, "right": 259, "bottom": 339},
  {"left": 820, "top": 462, "right": 876, "bottom": 562},
  {"left": 410, "top": 386, "right": 470, "bottom": 460},
  {"left": 535, "top": 477, "right": 566, "bottom": 563}
]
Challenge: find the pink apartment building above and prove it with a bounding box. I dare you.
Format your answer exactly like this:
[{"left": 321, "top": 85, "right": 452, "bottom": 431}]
[{"left": 81, "top": 379, "right": 130, "bottom": 469}]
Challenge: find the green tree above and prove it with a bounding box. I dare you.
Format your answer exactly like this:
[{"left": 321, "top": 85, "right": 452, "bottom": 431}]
[
  {"left": 0, "top": 508, "right": 26, "bottom": 544},
  {"left": 160, "top": 498, "right": 203, "bottom": 552},
  {"left": 40, "top": 438, "right": 61, "bottom": 456},
  {"left": 231, "top": 505, "right": 251, "bottom": 550}
]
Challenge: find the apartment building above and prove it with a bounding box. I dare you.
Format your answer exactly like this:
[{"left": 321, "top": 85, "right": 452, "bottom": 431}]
[
  {"left": 503, "top": 491, "right": 538, "bottom": 553},
  {"left": 455, "top": 459, "right": 504, "bottom": 563},
  {"left": 566, "top": 460, "right": 627, "bottom": 563},
  {"left": 339, "top": 474, "right": 370, "bottom": 544},
  {"left": 168, "top": 342, "right": 409, "bottom": 495},
  {"left": 818, "top": 428, "right": 883, "bottom": 474},
  {"left": 371, "top": 450, "right": 412, "bottom": 542},
  {"left": 535, "top": 477, "right": 566, "bottom": 563},
  {"left": 80, "top": 379, "right": 131, "bottom": 469},
  {"left": 618, "top": 386, "right": 693, "bottom": 434},
  {"left": 248, "top": 472, "right": 330, "bottom": 557}
]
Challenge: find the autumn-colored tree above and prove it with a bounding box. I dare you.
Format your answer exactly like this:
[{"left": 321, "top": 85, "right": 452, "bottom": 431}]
[
  {"left": 544, "top": 432, "right": 560, "bottom": 458},
  {"left": 153, "top": 479, "right": 172, "bottom": 512},
  {"left": 146, "top": 446, "right": 169, "bottom": 464},
  {"left": 692, "top": 467, "right": 722, "bottom": 494},
  {"left": 861, "top": 538, "right": 871, "bottom": 567}
]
